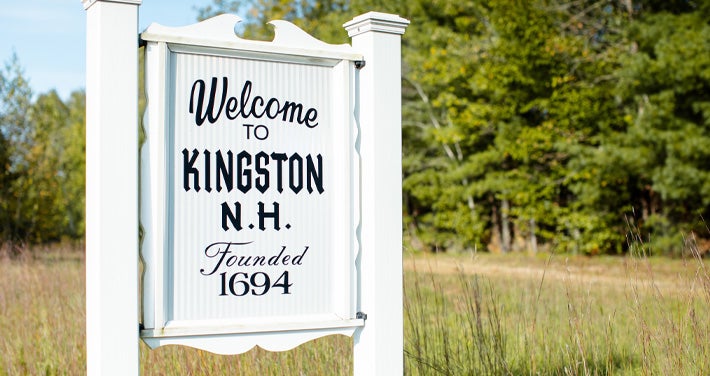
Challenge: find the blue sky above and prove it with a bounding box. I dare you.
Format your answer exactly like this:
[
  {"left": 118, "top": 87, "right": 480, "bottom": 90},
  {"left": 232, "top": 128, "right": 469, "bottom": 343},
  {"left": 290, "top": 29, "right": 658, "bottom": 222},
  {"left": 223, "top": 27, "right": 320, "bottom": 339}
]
[{"left": 0, "top": 0, "right": 215, "bottom": 99}]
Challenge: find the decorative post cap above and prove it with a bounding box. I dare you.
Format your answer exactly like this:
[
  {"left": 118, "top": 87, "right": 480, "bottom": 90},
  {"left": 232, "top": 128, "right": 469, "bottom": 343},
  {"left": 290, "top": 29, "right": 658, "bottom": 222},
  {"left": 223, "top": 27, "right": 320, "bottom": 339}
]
[
  {"left": 343, "top": 12, "right": 409, "bottom": 37},
  {"left": 82, "top": 0, "right": 142, "bottom": 10}
]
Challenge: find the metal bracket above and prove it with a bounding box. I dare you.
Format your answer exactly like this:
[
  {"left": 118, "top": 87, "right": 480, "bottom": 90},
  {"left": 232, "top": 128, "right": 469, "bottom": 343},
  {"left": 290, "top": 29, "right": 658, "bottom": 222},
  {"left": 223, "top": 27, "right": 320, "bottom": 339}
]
[
  {"left": 356, "top": 311, "right": 368, "bottom": 320},
  {"left": 354, "top": 60, "right": 366, "bottom": 69}
]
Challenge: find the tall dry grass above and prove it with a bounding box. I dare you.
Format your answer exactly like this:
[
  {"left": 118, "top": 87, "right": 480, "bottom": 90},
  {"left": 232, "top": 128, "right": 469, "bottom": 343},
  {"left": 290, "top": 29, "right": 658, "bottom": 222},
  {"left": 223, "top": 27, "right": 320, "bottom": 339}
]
[
  {"left": 0, "top": 243, "right": 85, "bottom": 375},
  {"left": 403, "top": 230, "right": 710, "bottom": 375},
  {"left": 1, "top": 233, "right": 710, "bottom": 375},
  {"left": 139, "top": 335, "right": 351, "bottom": 375},
  {"left": 0, "top": 243, "right": 352, "bottom": 375}
]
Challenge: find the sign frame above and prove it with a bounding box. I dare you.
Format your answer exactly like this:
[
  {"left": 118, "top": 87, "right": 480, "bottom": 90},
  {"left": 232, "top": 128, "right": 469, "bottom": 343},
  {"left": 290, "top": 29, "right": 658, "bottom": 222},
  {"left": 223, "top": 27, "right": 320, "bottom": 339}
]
[
  {"left": 85, "top": 1, "right": 407, "bottom": 371},
  {"left": 139, "top": 14, "right": 367, "bottom": 354}
]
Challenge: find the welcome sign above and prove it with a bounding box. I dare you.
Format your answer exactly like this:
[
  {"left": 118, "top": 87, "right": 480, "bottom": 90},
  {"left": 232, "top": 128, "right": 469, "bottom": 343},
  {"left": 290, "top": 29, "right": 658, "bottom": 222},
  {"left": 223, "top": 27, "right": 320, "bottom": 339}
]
[{"left": 139, "top": 15, "right": 364, "bottom": 353}]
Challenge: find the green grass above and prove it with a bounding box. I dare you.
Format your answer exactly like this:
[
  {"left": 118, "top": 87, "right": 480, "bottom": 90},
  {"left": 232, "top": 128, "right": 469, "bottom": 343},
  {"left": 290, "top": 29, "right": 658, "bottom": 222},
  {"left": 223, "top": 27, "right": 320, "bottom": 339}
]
[{"left": 1, "top": 242, "right": 710, "bottom": 375}]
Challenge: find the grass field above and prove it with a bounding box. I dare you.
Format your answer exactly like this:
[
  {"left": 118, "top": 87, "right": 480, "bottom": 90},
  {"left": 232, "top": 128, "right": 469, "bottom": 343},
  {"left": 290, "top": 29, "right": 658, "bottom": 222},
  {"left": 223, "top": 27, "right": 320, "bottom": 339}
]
[
  {"left": 1, "top": 242, "right": 709, "bottom": 375},
  {"left": 403, "top": 250, "right": 710, "bottom": 375}
]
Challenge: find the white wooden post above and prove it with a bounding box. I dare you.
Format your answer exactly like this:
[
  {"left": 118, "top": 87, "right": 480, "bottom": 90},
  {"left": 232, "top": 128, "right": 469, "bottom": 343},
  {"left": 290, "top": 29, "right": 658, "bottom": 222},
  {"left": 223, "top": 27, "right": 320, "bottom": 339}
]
[
  {"left": 344, "top": 12, "right": 409, "bottom": 376},
  {"left": 83, "top": 0, "right": 141, "bottom": 374}
]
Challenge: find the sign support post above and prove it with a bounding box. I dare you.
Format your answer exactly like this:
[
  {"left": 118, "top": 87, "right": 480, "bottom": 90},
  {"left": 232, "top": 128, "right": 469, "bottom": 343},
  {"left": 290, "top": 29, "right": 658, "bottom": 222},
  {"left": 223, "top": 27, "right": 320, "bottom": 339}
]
[
  {"left": 344, "top": 12, "right": 409, "bottom": 376},
  {"left": 83, "top": 5, "right": 408, "bottom": 373},
  {"left": 83, "top": 0, "right": 141, "bottom": 374}
]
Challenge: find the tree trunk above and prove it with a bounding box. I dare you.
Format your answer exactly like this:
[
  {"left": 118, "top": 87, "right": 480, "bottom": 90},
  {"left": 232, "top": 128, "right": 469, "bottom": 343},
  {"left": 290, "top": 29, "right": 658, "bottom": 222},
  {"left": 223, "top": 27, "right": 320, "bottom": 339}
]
[
  {"left": 529, "top": 218, "right": 538, "bottom": 255},
  {"left": 501, "top": 199, "right": 511, "bottom": 253}
]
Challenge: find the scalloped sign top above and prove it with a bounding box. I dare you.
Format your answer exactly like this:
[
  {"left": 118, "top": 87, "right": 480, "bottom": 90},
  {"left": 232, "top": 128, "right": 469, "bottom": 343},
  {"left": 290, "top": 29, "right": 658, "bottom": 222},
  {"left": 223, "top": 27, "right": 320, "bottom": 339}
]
[{"left": 140, "top": 14, "right": 362, "bottom": 61}]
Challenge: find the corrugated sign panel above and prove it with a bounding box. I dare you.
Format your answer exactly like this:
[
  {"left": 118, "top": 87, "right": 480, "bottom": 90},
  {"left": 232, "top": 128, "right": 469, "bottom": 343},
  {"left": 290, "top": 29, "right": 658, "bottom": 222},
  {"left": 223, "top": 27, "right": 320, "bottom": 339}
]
[
  {"left": 140, "top": 15, "right": 362, "bottom": 348},
  {"left": 169, "top": 51, "right": 348, "bottom": 323}
]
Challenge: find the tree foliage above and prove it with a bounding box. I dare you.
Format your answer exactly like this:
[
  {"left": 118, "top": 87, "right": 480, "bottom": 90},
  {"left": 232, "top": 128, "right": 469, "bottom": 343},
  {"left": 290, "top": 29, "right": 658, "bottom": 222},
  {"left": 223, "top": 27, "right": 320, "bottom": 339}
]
[
  {"left": 192, "top": 0, "right": 710, "bottom": 255},
  {"left": 2, "top": 0, "right": 708, "bottom": 255},
  {"left": 0, "top": 54, "right": 85, "bottom": 243}
]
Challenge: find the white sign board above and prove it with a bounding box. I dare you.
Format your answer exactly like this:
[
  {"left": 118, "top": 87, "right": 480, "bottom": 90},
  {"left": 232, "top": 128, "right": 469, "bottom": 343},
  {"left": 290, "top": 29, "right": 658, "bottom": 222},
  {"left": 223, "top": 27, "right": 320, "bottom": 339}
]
[{"left": 139, "top": 15, "right": 364, "bottom": 353}]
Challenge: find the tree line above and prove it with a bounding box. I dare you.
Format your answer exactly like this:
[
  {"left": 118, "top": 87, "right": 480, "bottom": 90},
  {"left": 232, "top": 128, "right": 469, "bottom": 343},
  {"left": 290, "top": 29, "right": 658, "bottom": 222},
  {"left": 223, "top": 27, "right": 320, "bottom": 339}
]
[
  {"left": 0, "top": 54, "right": 85, "bottom": 244},
  {"left": 199, "top": 0, "right": 710, "bottom": 256},
  {"left": 1, "top": 0, "right": 708, "bottom": 255}
]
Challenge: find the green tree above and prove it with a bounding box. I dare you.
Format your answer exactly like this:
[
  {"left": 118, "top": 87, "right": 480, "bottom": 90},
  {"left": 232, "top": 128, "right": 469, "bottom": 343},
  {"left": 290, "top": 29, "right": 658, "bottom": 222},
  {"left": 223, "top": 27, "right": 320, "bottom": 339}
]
[
  {"left": 61, "top": 91, "right": 86, "bottom": 238},
  {"left": 18, "top": 91, "right": 71, "bottom": 241},
  {"left": 610, "top": 8, "right": 710, "bottom": 254},
  {"left": 197, "top": 0, "right": 350, "bottom": 43},
  {"left": 0, "top": 52, "right": 86, "bottom": 243},
  {"left": 193, "top": 0, "right": 710, "bottom": 255},
  {"left": 0, "top": 53, "right": 34, "bottom": 241},
  {"left": 400, "top": 0, "right": 632, "bottom": 253},
  {"left": 18, "top": 90, "right": 86, "bottom": 242}
]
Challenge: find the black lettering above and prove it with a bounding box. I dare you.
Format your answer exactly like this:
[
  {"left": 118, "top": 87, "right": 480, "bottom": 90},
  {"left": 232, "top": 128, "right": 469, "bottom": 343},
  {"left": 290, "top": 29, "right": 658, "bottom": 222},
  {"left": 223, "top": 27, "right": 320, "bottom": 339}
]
[
  {"left": 252, "top": 255, "right": 267, "bottom": 266},
  {"left": 236, "top": 256, "right": 252, "bottom": 267},
  {"left": 221, "top": 201, "right": 242, "bottom": 231},
  {"left": 278, "top": 101, "right": 304, "bottom": 123},
  {"left": 265, "top": 98, "right": 280, "bottom": 119},
  {"left": 305, "top": 108, "right": 318, "bottom": 128},
  {"left": 292, "top": 246, "right": 309, "bottom": 265},
  {"left": 216, "top": 150, "right": 233, "bottom": 192},
  {"left": 225, "top": 97, "right": 238, "bottom": 120},
  {"left": 268, "top": 246, "right": 286, "bottom": 265},
  {"left": 250, "top": 96, "right": 265, "bottom": 118},
  {"left": 255, "top": 152, "right": 270, "bottom": 193},
  {"left": 182, "top": 148, "right": 200, "bottom": 192},
  {"left": 204, "top": 150, "right": 212, "bottom": 192},
  {"left": 189, "top": 77, "right": 228, "bottom": 126},
  {"left": 188, "top": 78, "right": 320, "bottom": 127},
  {"left": 181, "top": 149, "right": 323, "bottom": 195},
  {"left": 289, "top": 154, "right": 303, "bottom": 193},
  {"left": 238, "top": 80, "right": 252, "bottom": 118},
  {"left": 306, "top": 154, "right": 324, "bottom": 194},
  {"left": 271, "top": 153, "right": 287, "bottom": 193},
  {"left": 237, "top": 151, "right": 252, "bottom": 193},
  {"left": 258, "top": 201, "right": 280, "bottom": 230}
]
